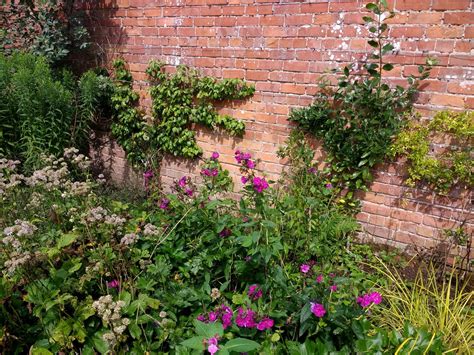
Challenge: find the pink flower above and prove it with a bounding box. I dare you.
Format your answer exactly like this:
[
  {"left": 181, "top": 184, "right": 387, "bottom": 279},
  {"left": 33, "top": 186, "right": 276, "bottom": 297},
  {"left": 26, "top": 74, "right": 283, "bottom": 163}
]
[
  {"left": 325, "top": 183, "right": 333, "bottom": 189},
  {"left": 219, "top": 228, "right": 232, "bottom": 237},
  {"left": 252, "top": 177, "right": 269, "bottom": 193},
  {"left": 241, "top": 176, "right": 248, "bottom": 184},
  {"left": 178, "top": 176, "right": 187, "bottom": 188},
  {"left": 197, "top": 314, "right": 206, "bottom": 322},
  {"left": 208, "top": 311, "right": 218, "bottom": 322},
  {"left": 310, "top": 302, "right": 326, "bottom": 318},
  {"left": 300, "top": 264, "right": 311, "bottom": 274},
  {"left": 248, "top": 284, "right": 262, "bottom": 300},
  {"left": 221, "top": 305, "right": 233, "bottom": 329},
  {"left": 159, "top": 198, "right": 170, "bottom": 210},
  {"left": 235, "top": 307, "right": 257, "bottom": 328},
  {"left": 185, "top": 188, "right": 193, "bottom": 197},
  {"left": 211, "top": 152, "right": 220, "bottom": 160},
  {"left": 357, "top": 292, "right": 382, "bottom": 308},
  {"left": 207, "top": 338, "right": 219, "bottom": 355},
  {"left": 316, "top": 274, "right": 324, "bottom": 283},
  {"left": 329, "top": 284, "right": 338, "bottom": 292},
  {"left": 107, "top": 280, "right": 120, "bottom": 289},
  {"left": 201, "top": 168, "right": 211, "bottom": 176},
  {"left": 256, "top": 317, "right": 274, "bottom": 331},
  {"left": 210, "top": 168, "right": 218, "bottom": 177},
  {"left": 246, "top": 159, "right": 255, "bottom": 169}
]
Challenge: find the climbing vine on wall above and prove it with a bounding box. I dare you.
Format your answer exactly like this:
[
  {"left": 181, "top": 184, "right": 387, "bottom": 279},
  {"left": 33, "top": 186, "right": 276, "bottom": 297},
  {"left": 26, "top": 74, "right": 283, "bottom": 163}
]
[
  {"left": 110, "top": 59, "right": 254, "bottom": 169},
  {"left": 390, "top": 110, "right": 473, "bottom": 194},
  {"left": 146, "top": 60, "right": 254, "bottom": 158}
]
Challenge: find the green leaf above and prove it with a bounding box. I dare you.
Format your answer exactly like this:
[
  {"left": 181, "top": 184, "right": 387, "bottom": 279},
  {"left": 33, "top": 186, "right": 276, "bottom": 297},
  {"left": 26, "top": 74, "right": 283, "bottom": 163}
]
[
  {"left": 223, "top": 338, "right": 260, "bottom": 352},
  {"left": 57, "top": 232, "right": 78, "bottom": 249},
  {"left": 30, "top": 348, "right": 53, "bottom": 355},
  {"left": 382, "top": 64, "right": 394, "bottom": 71},
  {"left": 368, "top": 40, "right": 378, "bottom": 48},
  {"left": 366, "top": 3, "right": 380, "bottom": 12},
  {"left": 193, "top": 320, "right": 224, "bottom": 338},
  {"left": 181, "top": 336, "right": 205, "bottom": 350},
  {"left": 129, "top": 323, "right": 141, "bottom": 339},
  {"left": 362, "top": 16, "right": 373, "bottom": 23},
  {"left": 300, "top": 303, "right": 312, "bottom": 324}
]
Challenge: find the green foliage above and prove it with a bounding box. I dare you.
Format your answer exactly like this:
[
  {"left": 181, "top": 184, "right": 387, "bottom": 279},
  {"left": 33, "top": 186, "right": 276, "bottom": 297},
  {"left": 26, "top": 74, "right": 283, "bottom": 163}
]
[
  {"left": 0, "top": 52, "right": 111, "bottom": 170},
  {"left": 110, "top": 59, "right": 254, "bottom": 167},
  {"left": 288, "top": 1, "right": 434, "bottom": 193},
  {"left": 0, "top": 0, "right": 90, "bottom": 65},
  {"left": 391, "top": 110, "right": 473, "bottom": 193}
]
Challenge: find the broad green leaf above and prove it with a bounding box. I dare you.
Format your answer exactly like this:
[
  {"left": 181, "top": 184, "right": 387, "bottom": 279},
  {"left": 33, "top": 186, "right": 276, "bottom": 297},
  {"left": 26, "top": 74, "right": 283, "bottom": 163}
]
[
  {"left": 181, "top": 336, "right": 205, "bottom": 350},
  {"left": 223, "top": 338, "right": 260, "bottom": 352},
  {"left": 30, "top": 348, "right": 53, "bottom": 355},
  {"left": 193, "top": 320, "right": 223, "bottom": 338},
  {"left": 57, "top": 232, "right": 78, "bottom": 249}
]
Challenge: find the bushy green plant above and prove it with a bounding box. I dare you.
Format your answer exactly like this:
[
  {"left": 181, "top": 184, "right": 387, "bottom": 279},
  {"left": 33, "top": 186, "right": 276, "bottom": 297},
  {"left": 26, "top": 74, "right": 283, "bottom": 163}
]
[
  {"left": 0, "top": 52, "right": 111, "bottom": 170},
  {"left": 288, "top": 0, "right": 434, "bottom": 193},
  {"left": 390, "top": 110, "right": 473, "bottom": 193}
]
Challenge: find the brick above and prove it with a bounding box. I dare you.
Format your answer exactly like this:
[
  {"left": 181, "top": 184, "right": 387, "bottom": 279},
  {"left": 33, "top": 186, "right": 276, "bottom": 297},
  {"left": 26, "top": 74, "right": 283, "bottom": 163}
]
[
  {"left": 426, "top": 26, "right": 464, "bottom": 39},
  {"left": 444, "top": 12, "right": 474, "bottom": 25},
  {"left": 465, "top": 27, "right": 474, "bottom": 38},
  {"left": 430, "top": 94, "right": 465, "bottom": 107},
  {"left": 432, "top": 0, "right": 471, "bottom": 10},
  {"left": 391, "top": 26, "right": 425, "bottom": 38},
  {"left": 396, "top": 0, "right": 430, "bottom": 10}
]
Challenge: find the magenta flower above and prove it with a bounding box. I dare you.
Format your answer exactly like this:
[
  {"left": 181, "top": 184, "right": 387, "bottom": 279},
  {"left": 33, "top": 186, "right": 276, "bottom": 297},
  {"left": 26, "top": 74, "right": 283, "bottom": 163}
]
[
  {"left": 208, "top": 311, "right": 218, "bottom": 322},
  {"left": 221, "top": 305, "right": 233, "bottom": 329},
  {"left": 185, "top": 188, "right": 193, "bottom": 197},
  {"left": 178, "top": 176, "right": 187, "bottom": 188},
  {"left": 197, "top": 314, "right": 206, "bottom": 322},
  {"left": 235, "top": 150, "right": 254, "bottom": 168},
  {"left": 201, "top": 168, "right": 211, "bottom": 176},
  {"left": 252, "top": 177, "right": 269, "bottom": 193},
  {"left": 310, "top": 302, "right": 326, "bottom": 318},
  {"left": 207, "top": 337, "right": 219, "bottom": 354},
  {"left": 211, "top": 168, "right": 218, "bottom": 177},
  {"left": 330, "top": 284, "right": 338, "bottom": 292},
  {"left": 256, "top": 317, "right": 274, "bottom": 331},
  {"left": 308, "top": 167, "right": 317, "bottom": 174},
  {"left": 211, "top": 152, "right": 220, "bottom": 160},
  {"left": 107, "top": 280, "right": 120, "bottom": 289},
  {"left": 241, "top": 176, "right": 248, "bottom": 184},
  {"left": 246, "top": 159, "right": 255, "bottom": 169},
  {"left": 357, "top": 292, "right": 382, "bottom": 308},
  {"left": 235, "top": 307, "right": 257, "bottom": 328},
  {"left": 219, "top": 228, "right": 232, "bottom": 237},
  {"left": 300, "top": 264, "right": 311, "bottom": 274},
  {"left": 248, "top": 284, "right": 263, "bottom": 300},
  {"left": 325, "top": 183, "right": 333, "bottom": 189},
  {"left": 316, "top": 274, "right": 324, "bottom": 283},
  {"left": 159, "top": 198, "right": 170, "bottom": 210}
]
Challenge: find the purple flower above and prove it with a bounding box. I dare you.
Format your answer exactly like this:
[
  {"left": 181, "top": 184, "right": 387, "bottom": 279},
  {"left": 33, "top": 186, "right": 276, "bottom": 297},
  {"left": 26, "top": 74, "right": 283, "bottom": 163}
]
[
  {"left": 207, "top": 337, "right": 219, "bottom": 354},
  {"left": 256, "top": 317, "right": 274, "bottom": 331},
  {"left": 159, "top": 198, "right": 170, "bottom": 210},
  {"left": 316, "top": 274, "right": 324, "bottom": 283},
  {"left": 201, "top": 168, "right": 211, "bottom": 176},
  {"left": 325, "top": 183, "right": 333, "bottom": 189},
  {"left": 300, "top": 264, "right": 311, "bottom": 274},
  {"left": 210, "top": 168, "right": 218, "bottom": 177},
  {"left": 107, "top": 280, "right": 120, "bottom": 289},
  {"left": 221, "top": 305, "right": 233, "bottom": 329},
  {"left": 235, "top": 307, "right": 257, "bottom": 328},
  {"left": 246, "top": 159, "right": 255, "bottom": 169},
  {"left": 208, "top": 311, "right": 218, "bottom": 322},
  {"left": 308, "top": 167, "right": 317, "bottom": 174},
  {"left": 241, "top": 176, "right": 248, "bottom": 184},
  {"left": 219, "top": 228, "right": 232, "bottom": 237},
  {"left": 185, "top": 188, "right": 193, "bottom": 197},
  {"left": 197, "top": 314, "right": 206, "bottom": 322},
  {"left": 310, "top": 302, "right": 326, "bottom": 318},
  {"left": 211, "top": 152, "right": 220, "bottom": 160},
  {"left": 248, "top": 284, "right": 262, "bottom": 300},
  {"left": 329, "top": 284, "right": 338, "bottom": 292},
  {"left": 357, "top": 292, "right": 382, "bottom": 308},
  {"left": 178, "top": 176, "right": 187, "bottom": 188},
  {"left": 252, "top": 177, "right": 269, "bottom": 193}
]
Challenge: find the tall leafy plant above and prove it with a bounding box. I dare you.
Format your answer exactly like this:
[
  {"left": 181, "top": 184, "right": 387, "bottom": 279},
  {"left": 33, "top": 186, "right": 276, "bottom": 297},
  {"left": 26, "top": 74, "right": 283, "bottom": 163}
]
[{"left": 288, "top": 0, "right": 434, "bottom": 194}]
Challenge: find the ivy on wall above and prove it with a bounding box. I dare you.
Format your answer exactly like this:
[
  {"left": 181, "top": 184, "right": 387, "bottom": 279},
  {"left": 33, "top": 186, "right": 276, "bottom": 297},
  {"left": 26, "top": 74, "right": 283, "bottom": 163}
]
[
  {"left": 390, "top": 110, "right": 473, "bottom": 194},
  {"left": 110, "top": 59, "right": 254, "bottom": 168}
]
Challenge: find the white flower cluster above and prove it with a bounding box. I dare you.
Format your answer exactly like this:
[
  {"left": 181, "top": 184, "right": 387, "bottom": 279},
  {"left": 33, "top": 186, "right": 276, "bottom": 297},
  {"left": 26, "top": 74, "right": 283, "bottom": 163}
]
[
  {"left": 63, "top": 181, "right": 91, "bottom": 197},
  {"left": 92, "top": 295, "right": 130, "bottom": 346},
  {"left": 84, "top": 206, "right": 126, "bottom": 228},
  {"left": 0, "top": 159, "right": 23, "bottom": 196},
  {"left": 3, "top": 220, "right": 37, "bottom": 238},
  {"left": 25, "top": 163, "right": 69, "bottom": 190},
  {"left": 4, "top": 251, "right": 31, "bottom": 274},
  {"left": 120, "top": 233, "right": 138, "bottom": 246},
  {"left": 143, "top": 223, "right": 160, "bottom": 236},
  {"left": 27, "top": 192, "right": 44, "bottom": 209},
  {"left": 63, "top": 148, "right": 91, "bottom": 171}
]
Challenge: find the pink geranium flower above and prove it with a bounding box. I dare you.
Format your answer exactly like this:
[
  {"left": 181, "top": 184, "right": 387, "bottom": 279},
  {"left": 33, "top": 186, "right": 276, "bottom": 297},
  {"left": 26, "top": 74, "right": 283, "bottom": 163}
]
[
  {"left": 211, "top": 152, "right": 219, "bottom": 160},
  {"left": 256, "top": 317, "right": 274, "bottom": 331},
  {"left": 300, "top": 264, "right": 311, "bottom": 274},
  {"left": 252, "top": 177, "right": 269, "bottom": 193},
  {"left": 316, "top": 274, "right": 324, "bottom": 283}
]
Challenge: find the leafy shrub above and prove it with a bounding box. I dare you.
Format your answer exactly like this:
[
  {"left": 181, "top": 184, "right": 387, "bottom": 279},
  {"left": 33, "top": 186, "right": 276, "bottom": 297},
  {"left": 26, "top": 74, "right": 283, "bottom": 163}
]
[
  {"left": 288, "top": 1, "right": 434, "bottom": 193},
  {"left": 370, "top": 259, "right": 473, "bottom": 353},
  {"left": 0, "top": 0, "right": 90, "bottom": 65},
  {"left": 0, "top": 52, "right": 111, "bottom": 170},
  {"left": 390, "top": 110, "right": 473, "bottom": 193}
]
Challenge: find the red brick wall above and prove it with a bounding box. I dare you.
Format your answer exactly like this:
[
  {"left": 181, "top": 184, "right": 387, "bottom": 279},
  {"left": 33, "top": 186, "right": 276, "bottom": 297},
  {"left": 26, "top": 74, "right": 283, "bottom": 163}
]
[{"left": 84, "top": 0, "right": 473, "bottom": 257}]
